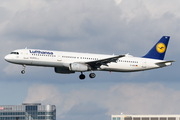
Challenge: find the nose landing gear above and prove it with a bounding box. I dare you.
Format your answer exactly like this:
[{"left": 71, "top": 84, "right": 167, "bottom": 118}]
[{"left": 21, "top": 65, "right": 26, "bottom": 74}]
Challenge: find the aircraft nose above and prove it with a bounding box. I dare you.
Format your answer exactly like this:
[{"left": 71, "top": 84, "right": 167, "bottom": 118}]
[{"left": 4, "top": 55, "right": 11, "bottom": 62}]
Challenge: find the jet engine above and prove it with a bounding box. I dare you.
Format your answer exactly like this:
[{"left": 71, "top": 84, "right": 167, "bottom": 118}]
[
  {"left": 69, "top": 63, "right": 90, "bottom": 72},
  {"left": 54, "top": 67, "right": 75, "bottom": 74}
]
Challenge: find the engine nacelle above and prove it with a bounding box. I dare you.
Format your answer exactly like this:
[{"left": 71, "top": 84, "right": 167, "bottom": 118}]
[
  {"left": 54, "top": 67, "right": 75, "bottom": 74},
  {"left": 69, "top": 63, "right": 90, "bottom": 72}
]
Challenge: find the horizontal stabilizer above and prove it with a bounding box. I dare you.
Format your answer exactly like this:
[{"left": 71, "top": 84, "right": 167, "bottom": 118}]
[{"left": 155, "top": 60, "right": 175, "bottom": 65}]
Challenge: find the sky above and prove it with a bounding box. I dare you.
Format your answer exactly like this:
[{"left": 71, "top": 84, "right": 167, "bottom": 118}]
[{"left": 1, "top": 0, "right": 180, "bottom": 120}]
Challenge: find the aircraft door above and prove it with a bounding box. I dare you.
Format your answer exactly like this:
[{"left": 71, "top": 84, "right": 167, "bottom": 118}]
[
  {"left": 24, "top": 49, "right": 29, "bottom": 59},
  {"left": 142, "top": 59, "right": 146, "bottom": 68},
  {"left": 57, "top": 54, "right": 62, "bottom": 61}
]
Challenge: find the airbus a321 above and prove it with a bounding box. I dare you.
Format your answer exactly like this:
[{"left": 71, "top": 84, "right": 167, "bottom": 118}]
[{"left": 4, "top": 36, "right": 174, "bottom": 80}]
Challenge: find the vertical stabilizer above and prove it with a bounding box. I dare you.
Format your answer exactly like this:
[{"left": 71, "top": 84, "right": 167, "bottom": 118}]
[{"left": 143, "top": 36, "right": 170, "bottom": 60}]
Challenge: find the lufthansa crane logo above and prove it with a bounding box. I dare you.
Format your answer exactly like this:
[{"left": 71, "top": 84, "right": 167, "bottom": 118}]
[{"left": 156, "top": 43, "right": 166, "bottom": 53}]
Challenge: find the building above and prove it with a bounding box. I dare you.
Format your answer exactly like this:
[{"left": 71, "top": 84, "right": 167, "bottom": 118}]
[
  {"left": 111, "top": 115, "right": 180, "bottom": 120},
  {"left": 0, "top": 103, "right": 56, "bottom": 120}
]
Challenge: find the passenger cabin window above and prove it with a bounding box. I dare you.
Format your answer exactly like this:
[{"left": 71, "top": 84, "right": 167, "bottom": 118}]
[
  {"left": 142, "top": 118, "right": 149, "bottom": 120},
  {"left": 125, "top": 117, "right": 132, "bottom": 120},
  {"left": 113, "top": 117, "right": 117, "bottom": 120},
  {"left": 10, "top": 52, "right": 19, "bottom": 55},
  {"left": 160, "top": 118, "right": 166, "bottom": 120},
  {"left": 134, "top": 118, "right": 140, "bottom": 120},
  {"left": 117, "top": 117, "right": 121, "bottom": 120},
  {"left": 151, "top": 118, "right": 158, "bottom": 120},
  {"left": 168, "top": 118, "right": 175, "bottom": 120}
]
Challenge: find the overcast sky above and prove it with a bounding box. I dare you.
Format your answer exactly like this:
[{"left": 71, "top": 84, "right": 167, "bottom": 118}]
[{"left": 1, "top": 0, "right": 180, "bottom": 120}]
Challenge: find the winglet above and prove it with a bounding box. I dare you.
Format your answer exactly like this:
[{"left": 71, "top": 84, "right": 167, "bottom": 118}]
[{"left": 143, "top": 36, "right": 170, "bottom": 60}]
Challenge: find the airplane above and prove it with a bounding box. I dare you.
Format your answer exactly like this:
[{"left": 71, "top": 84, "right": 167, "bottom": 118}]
[{"left": 4, "top": 36, "right": 175, "bottom": 80}]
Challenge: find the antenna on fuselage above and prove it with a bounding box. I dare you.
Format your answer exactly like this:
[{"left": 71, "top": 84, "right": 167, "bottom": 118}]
[{"left": 25, "top": 47, "right": 27, "bottom": 49}]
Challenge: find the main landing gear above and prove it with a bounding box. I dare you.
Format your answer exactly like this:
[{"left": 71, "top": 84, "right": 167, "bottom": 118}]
[
  {"left": 79, "top": 72, "right": 96, "bottom": 80},
  {"left": 79, "top": 72, "right": 85, "bottom": 80},
  {"left": 21, "top": 65, "right": 26, "bottom": 74},
  {"left": 89, "top": 73, "right": 96, "bottom": 78}
]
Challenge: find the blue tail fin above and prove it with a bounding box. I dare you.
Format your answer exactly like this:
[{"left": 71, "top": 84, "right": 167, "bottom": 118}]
[{"left": 143, "top": 36, "right": 170, "bottom": 60}]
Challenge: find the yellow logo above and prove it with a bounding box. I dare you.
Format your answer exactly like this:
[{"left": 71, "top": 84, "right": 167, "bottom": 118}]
[{"left": 156, "top": 43, "right": 166, "bottom": 53}]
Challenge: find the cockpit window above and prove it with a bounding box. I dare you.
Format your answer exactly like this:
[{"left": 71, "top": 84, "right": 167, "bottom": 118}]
[{"left": 10, "top": 52, "right": 19, "bottom": 55}]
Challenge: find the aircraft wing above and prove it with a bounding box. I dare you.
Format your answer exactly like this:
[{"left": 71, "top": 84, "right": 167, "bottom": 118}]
[{"left": 85, "top": 55, "right": 125, "bottom": 68}]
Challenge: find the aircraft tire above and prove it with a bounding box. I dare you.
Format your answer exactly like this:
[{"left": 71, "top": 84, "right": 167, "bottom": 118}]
[
  {"left": 79, "top": 74, "right": 85, "bottom": 80},
  {"left": 89, "top": 73, "right": 96, "bottom": 78},
  {"left": 21, "top": 70, "right": 25, "bottom": 74}
]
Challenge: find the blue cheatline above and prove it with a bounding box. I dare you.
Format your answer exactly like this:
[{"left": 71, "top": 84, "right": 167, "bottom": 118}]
[{"left": 143, "top": 36, "right": 170, "bottom": 60}]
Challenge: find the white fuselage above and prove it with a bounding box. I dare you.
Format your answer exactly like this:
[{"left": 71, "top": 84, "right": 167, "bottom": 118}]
[{"left": 4, "top": 49, "right": 171, "bottom": 73}]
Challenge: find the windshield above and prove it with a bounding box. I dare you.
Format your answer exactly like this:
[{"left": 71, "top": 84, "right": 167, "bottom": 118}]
[{"left": 10, "top": 52, "right": 19, "bottom": 55}]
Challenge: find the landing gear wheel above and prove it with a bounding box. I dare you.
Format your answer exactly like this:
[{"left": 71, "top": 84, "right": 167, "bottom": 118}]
[
  {"left": 89, "top": 73, "right": 96, "bottom": 78},
  {"left": 79, "top": 74, "right": 85, "bottom": 80},
  {"left": 21, "top": 70, "right": 25, "bottom": 74}
]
